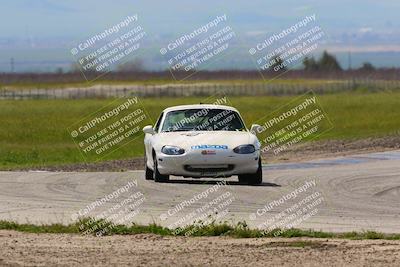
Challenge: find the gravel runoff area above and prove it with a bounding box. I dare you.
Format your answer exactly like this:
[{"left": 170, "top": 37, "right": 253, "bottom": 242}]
[
  {"left": 12, "top": 135, "right": 400, "bottom": 172},
  {"left": 1, "top": 230, "right": 400, "bottom": 267}
]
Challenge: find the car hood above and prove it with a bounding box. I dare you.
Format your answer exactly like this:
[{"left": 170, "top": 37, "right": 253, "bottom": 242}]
[{"left": 153, "top": 131, "right": 259, "bottom": 151}]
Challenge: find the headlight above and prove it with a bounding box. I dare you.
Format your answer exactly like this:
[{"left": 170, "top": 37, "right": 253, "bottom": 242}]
[
  {"left": 161, "top": 145, "right": 185, "bottom": 155},
  {"left": 233, "top": 144, "right": 255, "bottom": 154}
]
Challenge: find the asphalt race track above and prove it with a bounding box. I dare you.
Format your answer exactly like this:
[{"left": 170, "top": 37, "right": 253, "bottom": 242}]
[{"left": 1, "top": 150, "right": 399, "bottom": 233}]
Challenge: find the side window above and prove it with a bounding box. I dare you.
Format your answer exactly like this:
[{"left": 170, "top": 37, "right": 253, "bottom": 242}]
[{"left": 153, "top": 112, "right": 163, "bottom": 132}]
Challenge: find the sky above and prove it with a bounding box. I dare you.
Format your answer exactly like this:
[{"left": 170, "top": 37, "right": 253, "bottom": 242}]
[{"left": 1, "top": 0, "right": 399, "bottom": 72}]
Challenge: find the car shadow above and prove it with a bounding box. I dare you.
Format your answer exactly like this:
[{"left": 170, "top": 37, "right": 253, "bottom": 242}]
[{"left": 165, "top": 178, "right": 280, "bottom": 187}]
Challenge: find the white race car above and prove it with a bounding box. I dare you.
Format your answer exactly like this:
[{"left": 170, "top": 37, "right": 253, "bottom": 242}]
[{"left": 143, "top": 104, "right": 263, "bottom": 184}]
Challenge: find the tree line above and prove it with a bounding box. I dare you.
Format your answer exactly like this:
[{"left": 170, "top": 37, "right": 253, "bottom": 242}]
[{"left": 271, "top": 50, "right": 377, "bottom": 72}]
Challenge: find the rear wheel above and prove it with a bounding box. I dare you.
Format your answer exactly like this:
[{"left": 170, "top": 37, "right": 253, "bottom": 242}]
[
  {"left": 238, "top": 158, "right": 262, "bottom": 185},
  {"left": 153, "top": 156, "right": 169, "bottom": 183}
]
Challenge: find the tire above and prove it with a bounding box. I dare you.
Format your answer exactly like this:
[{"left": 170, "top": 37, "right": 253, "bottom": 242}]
[
  {"left": 153, "top": 156, "right": 169, "bottom": 183},
  {"left": 238, "top": 158, "right": 262, "bottom": 185},
  {"left": 238, "top": 174, "right": 248, "bottom": 184},
  {"left": 145, "top": 157, "right": 154, "bottom": 180}
]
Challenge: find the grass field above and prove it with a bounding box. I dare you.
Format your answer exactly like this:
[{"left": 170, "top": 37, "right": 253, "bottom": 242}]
[{"left": 0, "top": 91, "right": 399, "bottom": 169}]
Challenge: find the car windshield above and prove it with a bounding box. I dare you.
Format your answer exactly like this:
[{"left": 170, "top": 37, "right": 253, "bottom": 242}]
[{"left": 161, "top": 108, "right": 246, "bottom": 132}]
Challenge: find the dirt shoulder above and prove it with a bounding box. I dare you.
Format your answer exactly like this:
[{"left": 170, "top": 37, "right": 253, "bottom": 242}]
[
  {"left": 1, "top": 230, "right": 399, "bottom": 267},
  {"left": 13, "top": 135, "right": 400, "bottom": 172}
]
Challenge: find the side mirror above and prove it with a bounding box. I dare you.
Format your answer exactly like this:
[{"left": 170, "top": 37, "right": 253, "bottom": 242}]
[
  {"left": 143, "top": 125, "right": 155, "bottom": 135},
  {"left": 250, "top": 124, "right": 263, "bottom": 135}
]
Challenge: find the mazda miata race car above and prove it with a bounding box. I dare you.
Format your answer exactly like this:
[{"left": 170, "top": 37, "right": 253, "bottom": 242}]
[{"left": 143, "top": 104, "right": 263, "bottom": 184}]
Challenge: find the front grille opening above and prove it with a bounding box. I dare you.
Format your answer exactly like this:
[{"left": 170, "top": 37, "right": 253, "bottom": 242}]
[{"left": 184, "top": 164, "right": 234, "bottom": 172}]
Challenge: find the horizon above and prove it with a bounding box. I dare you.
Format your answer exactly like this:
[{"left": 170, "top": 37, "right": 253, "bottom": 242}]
[{"left": 1, "top": 0, "right": 400, "bottom": 72}]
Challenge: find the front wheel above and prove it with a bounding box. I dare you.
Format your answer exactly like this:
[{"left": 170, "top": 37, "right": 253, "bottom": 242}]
[
  {"left": 153, "top": 156, "right": 169, "bottom": 183},
  {"left": 145, "top": 158, "right": 154, "bottom": 180},
  {"left": 238, "top": 158, "right": 262, "bottom": 185}
]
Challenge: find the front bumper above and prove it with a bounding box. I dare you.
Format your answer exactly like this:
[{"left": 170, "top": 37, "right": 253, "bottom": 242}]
[{"left": 156, "top": 150, "right": 260, "bottom": 177}]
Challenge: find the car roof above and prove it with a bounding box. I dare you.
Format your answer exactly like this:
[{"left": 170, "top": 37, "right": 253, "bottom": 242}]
[{"left": 162, "top": 104, "right": 239, "bottom": 113}]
